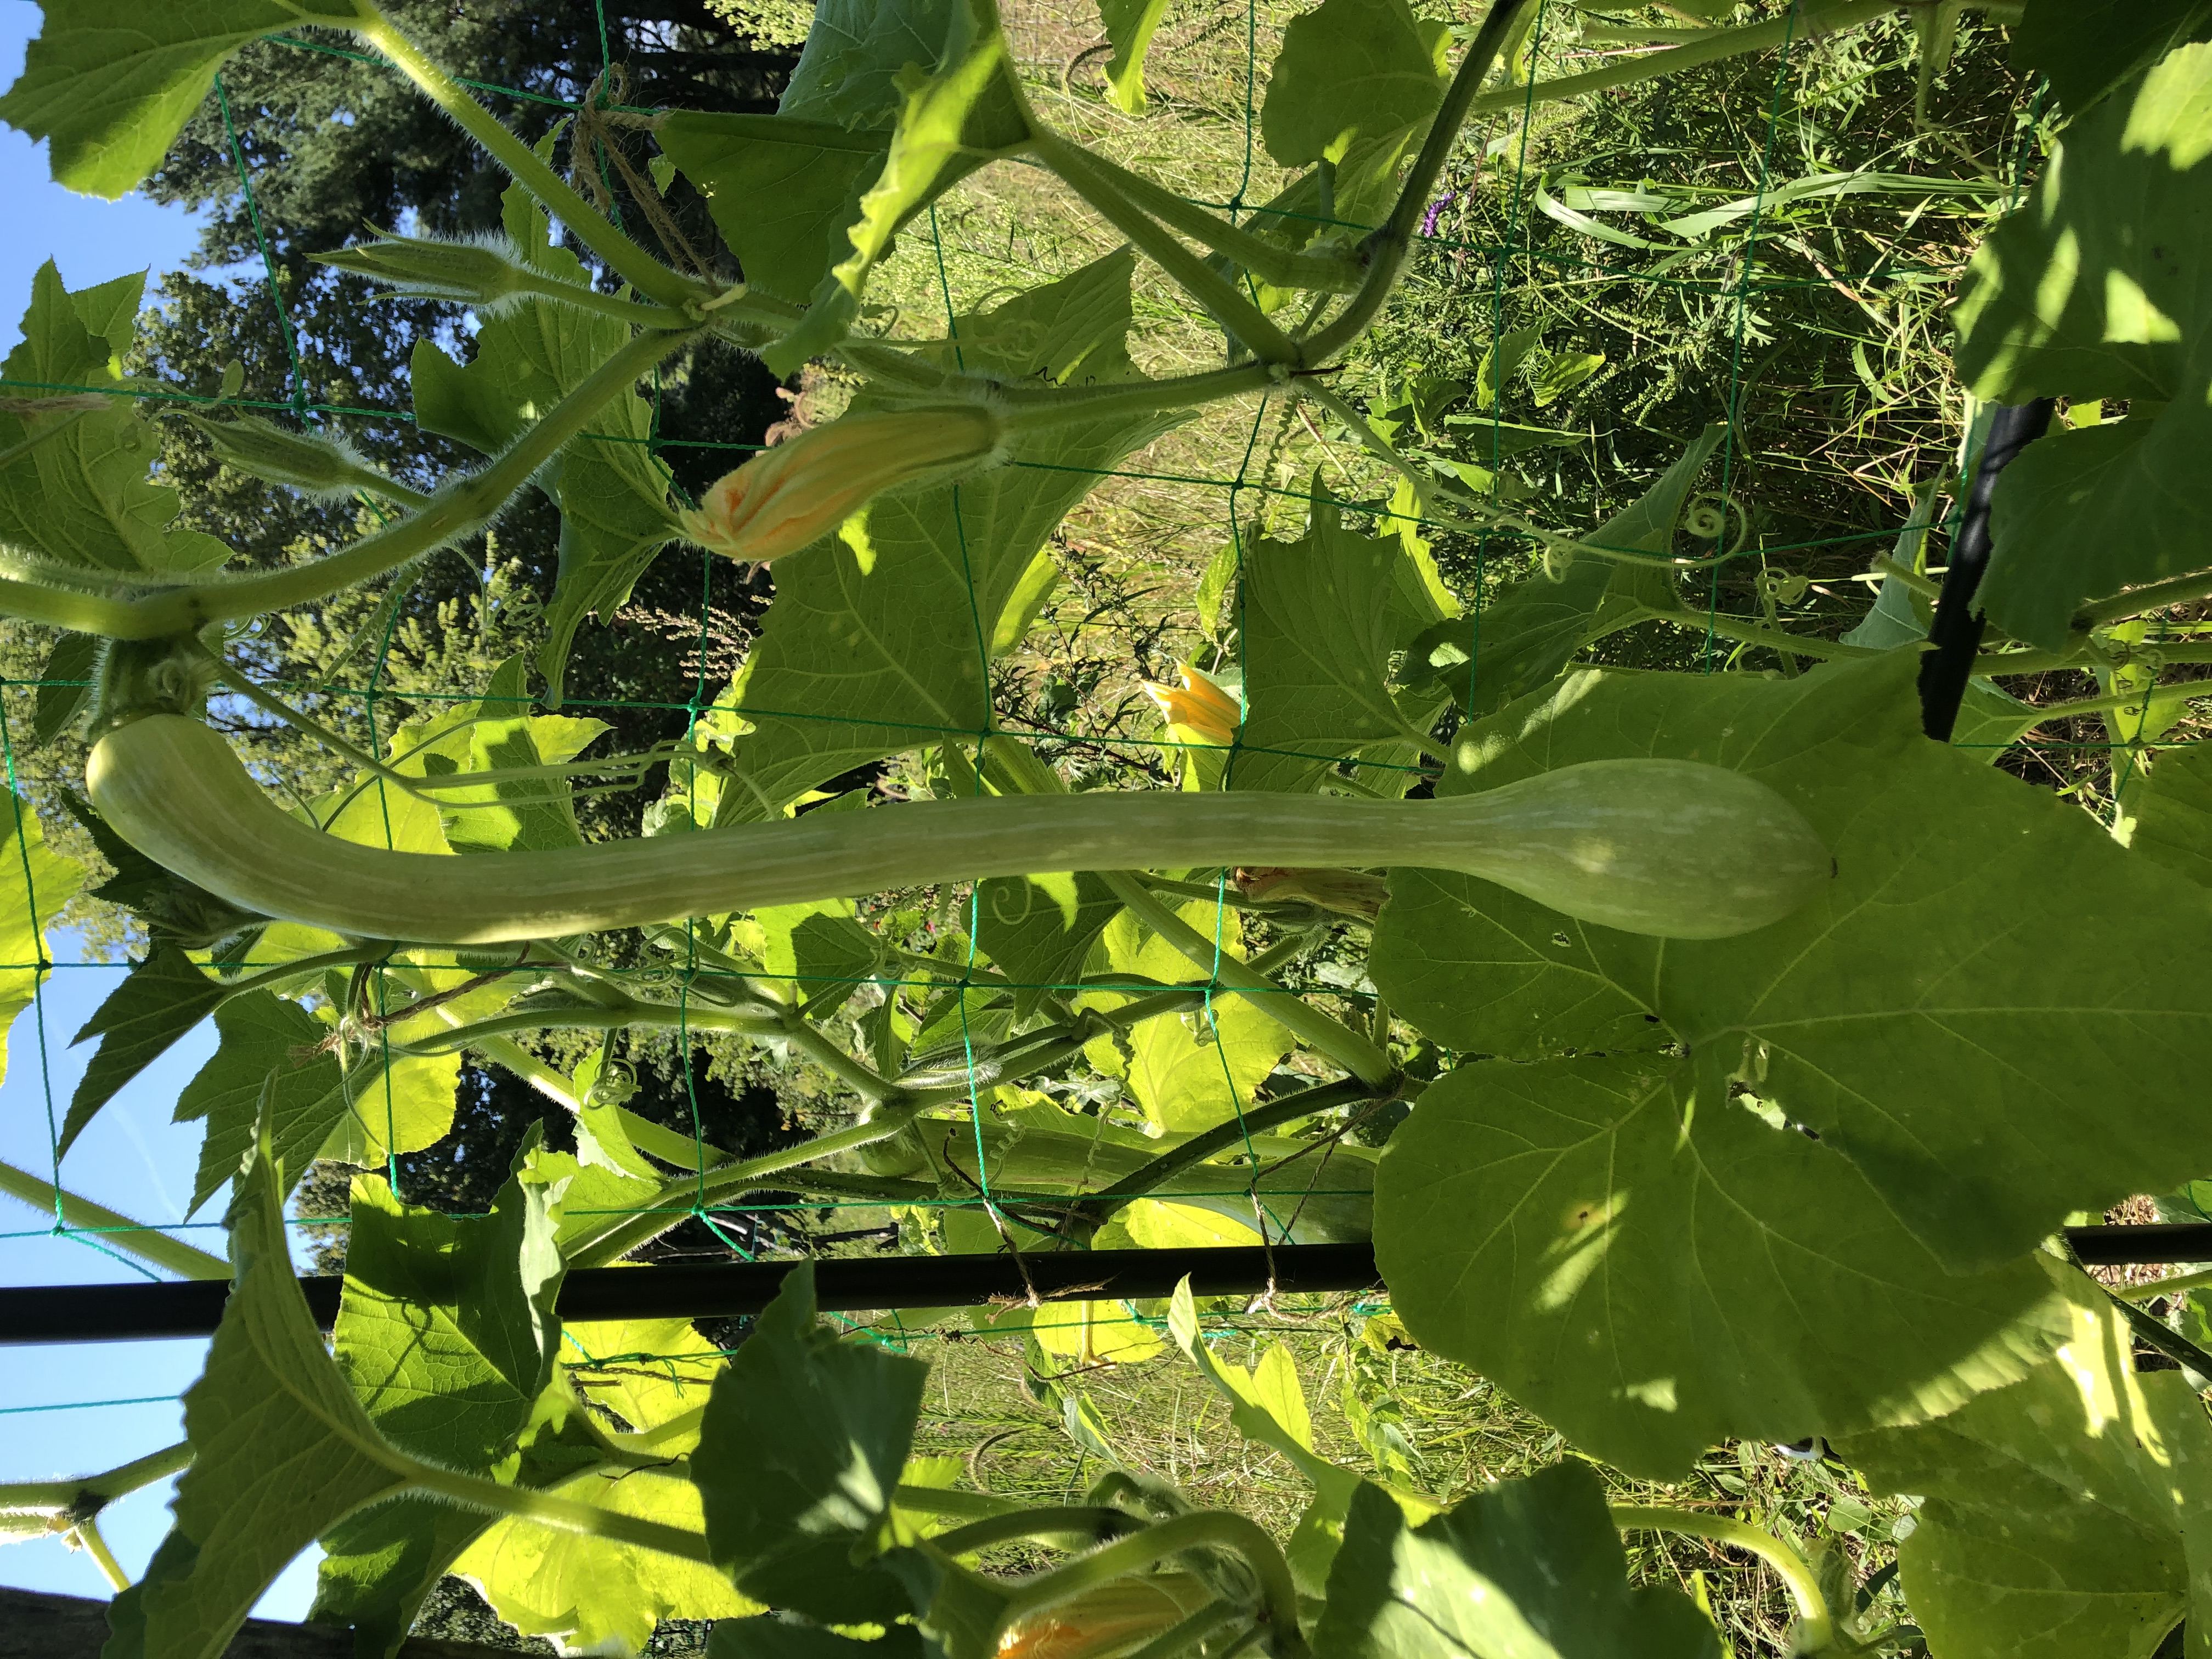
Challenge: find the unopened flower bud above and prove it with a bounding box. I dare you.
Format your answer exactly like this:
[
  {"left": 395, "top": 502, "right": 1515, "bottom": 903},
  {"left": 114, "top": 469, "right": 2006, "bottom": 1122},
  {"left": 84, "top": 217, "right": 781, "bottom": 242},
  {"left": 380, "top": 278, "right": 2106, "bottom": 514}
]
[
  {"left": 186, "top": 414, "right": 399, "bottom": 500},
  {"left": 1234, "top": 865, "right": 1390, "bottom": 921},
  {"left": 314, "top": 230, "right": 532, "bottom": 307},
  {"left": 680, "top": 406, "right": 1002, "bottom": 565},
  {"left": 1142, "top": 664, "right": 1241, "bottom": 748}
]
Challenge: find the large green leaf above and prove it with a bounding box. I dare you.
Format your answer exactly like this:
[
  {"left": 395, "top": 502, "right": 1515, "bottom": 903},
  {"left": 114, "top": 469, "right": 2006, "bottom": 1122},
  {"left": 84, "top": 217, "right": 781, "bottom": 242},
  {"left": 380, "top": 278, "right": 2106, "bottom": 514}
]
[
  {"left": 657, "top": 116, "right": 890, "bottom": 303},
  {"left": 975, "top": 870, "right": 1122, "bottom": 1018},
  {"left": 311, "top": 1158, "right": 567, "bottom": 1659},
  {"left": 1838, "top": 1283, "right": 2212, "bottom": 1659},
  {"left": 778, "top": 0, "right": 1022, "bottom": 138},
  {"left": 175, "top": 991, "right": 462, "bottom": 1215},
  {"left": 403, "top": 655, "right": 608, "bottom": 854},
  {"left": 0, "top": 264, "right": 231, "bottom": 573},
  {"left": 409, "top": 182, "right": 681, "bottom": 696},
  {"left": 1412, "top": 427, "right": 1721, "bottom": 721},
  {"left": 0, "top": 1, "right": 338, "bottom": 199},
  {"left": 693, "top": 1263, "right": 926, "bottom": 1625},
  {"left": 0, "top": 795, "right": 84, "bottom": 1093},
  {"left": 175, "top": 992, "right": 343, "bottom": 1217},
  {"left": 1168, "top": 1282, "right": 1363, "bottom": 1594},
  {"left": 1369, "top": 651, "right": 2212, "bottom": 1274},
  {"left": 769, "top": 20, "right": 1020, "bottom": 375},
  {"left": 754, "top": 898, "right": 884, "bottom": 1017},
  {"left": 1375, "top": 1054, "right": 2067, "bottom": 1479},
  {"left": 1231, "top": 496, "right": 1437, "bottom": 794},
  {"left": 1081, "top": 903, "right": 1291, "bottom": 1137},
  {"left": 59, "top": 947, "right": 225, "bottom": 1156},
  {"left": 1097, "top": 0, "right": 1173, "bottom": 112},
  {"left": 108, "top": 1135, "right": 410, "bottom": 1659},
  {"left": 1954, "top": 44, "right": 2212, "bottom": 647},
  {"left": 704, "top": 253, "right": 1180, "bottom": 819},
  {"left": 1260, "top": 0, "right": 1448, "bottom": 167},
  {"left": 1313, "top": 1464, "right": 1720, "bottom": 1658},
  {"left": 2012, "top": 0, "right": 2212, "bottom": 114},
  {"left": 452, "top": 1463, "right": 757, "bottom": 1654},
  {"left": 2133, "top": 741, "right": 2212, "bottom": 887}
]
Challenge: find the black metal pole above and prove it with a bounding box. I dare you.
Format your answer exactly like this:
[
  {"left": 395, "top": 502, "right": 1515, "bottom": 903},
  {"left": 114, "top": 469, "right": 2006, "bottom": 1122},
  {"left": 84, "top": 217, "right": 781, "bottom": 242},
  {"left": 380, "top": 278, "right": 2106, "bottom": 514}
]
[
  {"left": 1, "top": 1229, "right": 2204, "bottom": 1345},
  {"left": 0, "top": 1242, "right": 1386, "bottom": 1345},
  {"left": 1917, "top": 398, "right": 2055, "bottom": 742}
]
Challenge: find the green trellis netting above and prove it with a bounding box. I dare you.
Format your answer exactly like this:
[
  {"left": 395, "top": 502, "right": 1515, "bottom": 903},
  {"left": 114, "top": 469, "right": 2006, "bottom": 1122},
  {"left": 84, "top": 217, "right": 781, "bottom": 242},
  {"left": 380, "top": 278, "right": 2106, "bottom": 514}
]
[{"left": 0, "top": 0, "right": 2115, "bottom": 1424}]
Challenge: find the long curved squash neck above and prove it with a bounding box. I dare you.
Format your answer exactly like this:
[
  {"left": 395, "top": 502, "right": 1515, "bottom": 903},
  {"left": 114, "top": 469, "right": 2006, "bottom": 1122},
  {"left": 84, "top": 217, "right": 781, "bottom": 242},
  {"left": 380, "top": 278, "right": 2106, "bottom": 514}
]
[{"left": 86, "top": 716, "right": 1831, "bottom": 946}]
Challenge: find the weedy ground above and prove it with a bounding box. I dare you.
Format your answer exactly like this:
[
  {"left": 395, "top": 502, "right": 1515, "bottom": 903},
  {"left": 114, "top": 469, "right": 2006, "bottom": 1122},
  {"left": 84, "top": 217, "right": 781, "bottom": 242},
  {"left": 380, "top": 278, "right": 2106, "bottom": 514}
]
[{"left": 898, "top": 1310, "right": 1910, "bottom": 1658}]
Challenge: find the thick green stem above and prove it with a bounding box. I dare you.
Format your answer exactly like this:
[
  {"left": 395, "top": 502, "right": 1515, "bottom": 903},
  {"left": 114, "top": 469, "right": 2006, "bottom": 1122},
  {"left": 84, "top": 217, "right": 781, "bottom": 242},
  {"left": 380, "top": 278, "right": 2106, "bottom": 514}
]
[
  {"left": 402, "top": 1461, "right": 716, "bottom": 1565},
  {"left": 999, "top": 1510, "right": 1306, "bottom": 1658},
  {"left": 610, "top": 1404, "right": 708, "bottom": 1454},
  {"left": 1612, "top": 1506, "right": 1831, "bottom": 1651},
  {"left": 565, "top": 1102, "right": 940, "bottom": 1265},
  {"left": 1463, "top": 0, "right": 1900, "bottom": 117},
  {"left": 1031, "top": 134, "right": 1305, "bottom": 363},
  {"left": 390, "top": 996, "right": 789, "bottom": 1054},
  {"left": 0, "top": 1160, "right": 229, "bottom": 1279},
  {"left": 2077, "top": 566, "right": 2212, "bottom": 629},
  {"left": 932, "top": 1506, "right": 1144, "bottom": 1556},
  {"left": 988, "top": 361, "right": 1277, "bottom": 428},
  {"left": 1645, "top": 610, "right": 1880, "bottom": 664},
  {"left": 895, "top": 1483, "right": 1028, "bottom": 1520},
  {"left": 1032, "top": 145, "right": 1361, "bottom": 294},
  {"left": 1101, "top": 871, "right": 1392, "bottom": 1085},
  {"left": 1304, "top": 0, "right": 1537, "bottom": 365},
  {"left": 0, "top": 1440, "right": 195, "bottom": 1521},
  {"left": 354, "top": 10, "right": 707, "bottom": 311},
  {"left": 3, "top": 329, "right": 693, "bottom": 639},
  {"left": 74, "top": 1516, "right": 132, "bottom": 1593},
  {"left": 1076, "top": 1076, "right": 1382, "bottom": 1218},
  {"left": 2119, "top": 1266, "right": 2212, "bottom": 1302}
]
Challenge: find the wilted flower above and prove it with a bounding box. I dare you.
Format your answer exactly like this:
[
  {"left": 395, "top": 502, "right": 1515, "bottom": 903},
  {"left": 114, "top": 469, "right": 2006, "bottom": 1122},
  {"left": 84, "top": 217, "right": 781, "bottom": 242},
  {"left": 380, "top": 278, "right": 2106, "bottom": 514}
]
[
  {"left": 1235, "top": 865, "right": 1390, "bottom": 921},
  {"left": 680, "top": 406, "right": 1001, "bottom": 565},
  {"left": 1142, "top": 664, "right": 1241, "bottom": 748}
]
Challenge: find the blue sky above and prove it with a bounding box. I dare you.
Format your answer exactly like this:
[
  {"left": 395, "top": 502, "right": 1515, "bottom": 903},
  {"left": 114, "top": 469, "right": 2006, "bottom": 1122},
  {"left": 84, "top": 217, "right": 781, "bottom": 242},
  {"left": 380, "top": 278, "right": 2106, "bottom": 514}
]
[{"left": 0, "top": 1, "right": 323, "bottom": 1618}]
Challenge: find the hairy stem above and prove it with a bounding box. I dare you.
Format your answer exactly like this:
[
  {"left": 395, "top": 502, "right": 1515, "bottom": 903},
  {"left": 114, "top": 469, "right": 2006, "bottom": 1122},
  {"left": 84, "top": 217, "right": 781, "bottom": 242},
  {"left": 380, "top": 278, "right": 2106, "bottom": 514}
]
[
  {"left": 1124, "top": 1602, "right": 1243, "bottom": 1659},
  {"left": 354, "top": 9, "right": 708, "bottom": 311},
  {"left": 0, "top": 1160, "right": 229, "bottom": 1280},
  {"left": 1101, "top": 871, "right": 1393, "bottom": 1085},
  {"left": 565, "top": 1102, "right": 940, "bottom": 1265},
  {"left": 1304, "top": 0, "right": 1537, "bottom": 364},
  {"left": 1611, "top": 1506, "right": 1831, "bottom": 1650},
  {"left": 3, "top": 330, "right": 694, "bottom": 638},
  {"left": 1032, "top": 134, "right": 1305, "bottom": 363},
  {"left": 1032, "top": 144, "right": 1361, "bottom": 294},
  {"left": 2076, "top": 565, "right": 2212, "bottom": 629},
  {"left": 1645, "top": 610, "right": 1880, "bottom": 664},
  {"left": 402, "top": 1461, "right": 715, "bottom": 1565},
  {"left": 0, "top": 1440, "right": 195, "bottom": 1521},
  {"left": 1075, "top": 1076, "right": 1383, "bottom": 1219},
  {"left": 895, "top": 1483, "right": 1028, "bottom": 1520},
  {"left": 931, "top": 1505, "right": 1146, "bottom": 1556},
  {"left": 1462, "top": 0, "right": 1900, "bottom": 118},
  {"left": 73, "top": 1516, "right": 132, "bottom": 1593}
]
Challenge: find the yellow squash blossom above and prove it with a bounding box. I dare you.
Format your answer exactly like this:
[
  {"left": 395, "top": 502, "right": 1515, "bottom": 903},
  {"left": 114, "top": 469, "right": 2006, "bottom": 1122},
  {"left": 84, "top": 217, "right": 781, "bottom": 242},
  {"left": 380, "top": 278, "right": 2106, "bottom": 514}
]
[
  {"left": 680, "top": 405, "right": 1000, "bottom": 565},
  {"left": 1141, "top": 664, "right": 1241, "bottom": 748},
  {"left": 996, "top": 1576, "right": 1214, "bottom": 1659}
]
